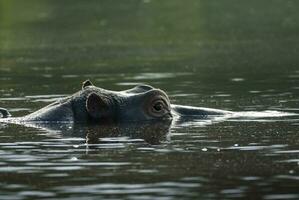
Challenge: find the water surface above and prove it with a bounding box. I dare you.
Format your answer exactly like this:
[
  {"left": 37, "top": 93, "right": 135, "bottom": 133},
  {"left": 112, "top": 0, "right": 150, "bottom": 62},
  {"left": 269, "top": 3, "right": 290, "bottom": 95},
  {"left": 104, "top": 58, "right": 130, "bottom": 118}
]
[{"left": 0, "top": 0, "right": 299, "bottom": 199}]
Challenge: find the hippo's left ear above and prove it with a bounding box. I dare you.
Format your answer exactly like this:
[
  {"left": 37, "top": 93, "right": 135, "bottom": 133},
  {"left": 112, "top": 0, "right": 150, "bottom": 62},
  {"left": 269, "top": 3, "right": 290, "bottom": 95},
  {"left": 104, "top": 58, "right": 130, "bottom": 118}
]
[
  {"left": 82, "top": 80, "right": 94, "bottom": 89},
  {"left": 86, "top": 93, "right": 111, "bottom": 120}
]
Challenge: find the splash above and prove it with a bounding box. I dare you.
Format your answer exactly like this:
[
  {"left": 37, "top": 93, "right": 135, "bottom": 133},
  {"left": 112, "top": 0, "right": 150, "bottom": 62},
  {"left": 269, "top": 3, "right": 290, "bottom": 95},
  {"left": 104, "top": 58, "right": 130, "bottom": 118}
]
[
  {"left": 228, "top": 110, "right": 299, "bottom": 122},
  {"left": 173, "top": 110, "right": 299, "bottom": 127}
]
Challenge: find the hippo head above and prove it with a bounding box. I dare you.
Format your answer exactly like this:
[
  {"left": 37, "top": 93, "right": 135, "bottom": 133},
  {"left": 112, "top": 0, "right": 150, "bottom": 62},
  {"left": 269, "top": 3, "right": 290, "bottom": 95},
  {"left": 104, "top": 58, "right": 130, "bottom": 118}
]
[{"left": 79, "top": 80, "right": 173, "bottom": 123}]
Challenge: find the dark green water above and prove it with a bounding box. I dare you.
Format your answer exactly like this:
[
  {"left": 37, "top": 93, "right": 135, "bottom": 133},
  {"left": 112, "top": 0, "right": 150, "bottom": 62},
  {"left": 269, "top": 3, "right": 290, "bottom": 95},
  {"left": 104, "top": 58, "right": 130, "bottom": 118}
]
[{"left": 1, "top": 0, "right": 299, "bottom": 199}]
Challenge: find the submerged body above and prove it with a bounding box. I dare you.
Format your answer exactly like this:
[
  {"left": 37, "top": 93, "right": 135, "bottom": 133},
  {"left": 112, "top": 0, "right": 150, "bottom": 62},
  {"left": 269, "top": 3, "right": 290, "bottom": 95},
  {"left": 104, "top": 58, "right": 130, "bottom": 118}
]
[{"left": 0, "top": 80, "right": 234, "bottom": 124}]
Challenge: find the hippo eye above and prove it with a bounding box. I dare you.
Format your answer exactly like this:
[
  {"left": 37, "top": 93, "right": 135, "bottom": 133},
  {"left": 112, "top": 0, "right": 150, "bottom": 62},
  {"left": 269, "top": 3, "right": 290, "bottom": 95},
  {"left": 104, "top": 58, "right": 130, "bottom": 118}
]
[
  {"left": 148, "top": 99, "right": 169, "bottom": 117},
  {"left": 153, "top": 101, "right": 164, "bottom": 112}
]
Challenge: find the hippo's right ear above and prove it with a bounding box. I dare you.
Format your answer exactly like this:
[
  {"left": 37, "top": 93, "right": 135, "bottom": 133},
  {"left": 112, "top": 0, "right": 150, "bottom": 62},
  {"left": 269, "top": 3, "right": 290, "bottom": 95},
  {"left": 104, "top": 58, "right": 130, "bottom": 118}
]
[
  {"left": 82, "top": 80, "right": 94, "bottom": 89},
  {"left": 86, "top": 93, "right": 111, "bottom": 120}
]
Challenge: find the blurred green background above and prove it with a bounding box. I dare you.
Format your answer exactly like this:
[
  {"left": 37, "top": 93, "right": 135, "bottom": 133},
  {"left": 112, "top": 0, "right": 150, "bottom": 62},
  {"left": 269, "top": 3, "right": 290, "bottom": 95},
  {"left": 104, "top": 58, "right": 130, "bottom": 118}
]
[
  {"left": 0, "top": 0, "right": 299, "bottom": 109},
  {"left": 1, "top": 0, "right": 299, "bottom": 72}
]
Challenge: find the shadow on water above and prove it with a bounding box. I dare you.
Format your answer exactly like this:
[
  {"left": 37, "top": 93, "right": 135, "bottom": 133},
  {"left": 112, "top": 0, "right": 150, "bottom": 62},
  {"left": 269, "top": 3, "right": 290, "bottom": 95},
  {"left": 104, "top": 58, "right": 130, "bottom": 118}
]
[{"left": 19, "top": 121, "right": 172, "bottom": 146}]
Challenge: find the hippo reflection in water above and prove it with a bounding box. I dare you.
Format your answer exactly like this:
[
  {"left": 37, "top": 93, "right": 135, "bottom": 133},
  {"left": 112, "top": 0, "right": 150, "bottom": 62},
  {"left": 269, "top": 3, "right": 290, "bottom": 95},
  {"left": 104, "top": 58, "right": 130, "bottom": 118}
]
[{"left": 0, "top": 80, "right": 294, "bottom": 125}]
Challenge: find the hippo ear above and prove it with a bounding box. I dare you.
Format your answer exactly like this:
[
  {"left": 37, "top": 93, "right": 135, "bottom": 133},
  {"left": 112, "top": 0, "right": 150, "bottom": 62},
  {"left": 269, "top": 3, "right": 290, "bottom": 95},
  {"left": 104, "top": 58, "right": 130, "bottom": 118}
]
[
  {"left": 86, "top": 93, "right": 110, "bottom": 119},
  {"left": 82, "top": 80, "right": 94, "bottom": 89}
]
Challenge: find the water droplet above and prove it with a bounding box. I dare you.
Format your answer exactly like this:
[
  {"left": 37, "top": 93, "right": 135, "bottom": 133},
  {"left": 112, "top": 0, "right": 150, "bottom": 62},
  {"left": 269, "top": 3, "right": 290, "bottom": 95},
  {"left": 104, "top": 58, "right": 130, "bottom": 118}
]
[
  {"left": 249, "top": 90, "right": 261, "bottom": 94},
  {"left": 71, "top": 157, "right": 78, "bottom": 161},
  {"left": 202, "top": 148, "right": 208, "bottom": 152},
  {"left": 231, "top": 78, "right": 245, "bottom": 82}
]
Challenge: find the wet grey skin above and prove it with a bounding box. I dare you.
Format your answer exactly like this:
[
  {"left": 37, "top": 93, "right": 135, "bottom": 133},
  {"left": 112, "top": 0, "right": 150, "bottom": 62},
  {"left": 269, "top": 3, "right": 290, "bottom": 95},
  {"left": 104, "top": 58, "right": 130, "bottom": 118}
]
[{"left": 0, "top": 80, "right": 232, "bottom": 123}]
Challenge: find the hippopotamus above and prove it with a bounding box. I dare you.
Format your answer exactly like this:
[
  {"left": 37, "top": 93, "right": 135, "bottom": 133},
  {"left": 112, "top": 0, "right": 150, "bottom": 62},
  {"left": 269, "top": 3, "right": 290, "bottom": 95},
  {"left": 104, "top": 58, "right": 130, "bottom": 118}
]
[{"left": 0, "top": 80, "right": 233, "bottom": 124}]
